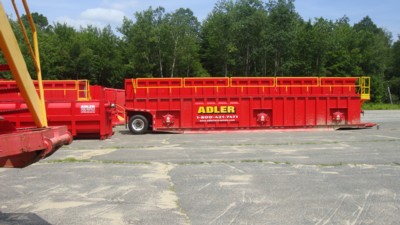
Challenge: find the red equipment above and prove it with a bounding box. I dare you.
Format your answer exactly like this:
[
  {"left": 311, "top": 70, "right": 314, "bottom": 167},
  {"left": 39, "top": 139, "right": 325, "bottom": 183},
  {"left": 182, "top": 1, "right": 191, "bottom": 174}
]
[
  {"left": 0, "top": 80, "right": 116, "bottom": 139},
  {"left": 103, "top": 87, "right": 126, "bottom": 126},
  {"left": 0, "top": 119, "right": 72, "bottom": 168},
  {"left": 124, "top": 77, "right": 374, "bottom": 134},
  {"left": 0, "top": 0, "right": 72, "bottom": 168}
]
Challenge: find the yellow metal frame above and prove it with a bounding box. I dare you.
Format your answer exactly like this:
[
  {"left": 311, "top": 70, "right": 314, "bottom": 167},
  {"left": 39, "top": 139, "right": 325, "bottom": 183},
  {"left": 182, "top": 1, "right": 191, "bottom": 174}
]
[
  {"left": 275, "top": 77, "right": 320, "bottom": 87},
  {"left": 134, "top": 78, "right": 183, "bottom": 95},
  {"left": 359, "top": 77, "right": 371, "bottom": 100},
  {"left": 135, "top": 78, "right": 183, "bottom": 88},
  {"left": 41, "top": 80, "right": 91, "bottom": 101},
  {"left": 230, "top": 77, "right": 276, "bottom": 88},
  {"left": 131, "top": 79, "right": 136, "bottom": 94},
  {"left": 75, "top": 80, "right": 91, "bottom": 100},
  {"left": 0, "top": 79, "right": 91, "bottom": 101},
  {"left": 0, "top": 0, "right": 47, "bottom": 127},
  {"left": 130, "top": 77, "right": 371, "bottom": 100},
  {"left": 320, "top": 77, "right": 358, "bottom": 87},
  {"left": 184, "top": 77, "right": 230, "bottom": 88}
]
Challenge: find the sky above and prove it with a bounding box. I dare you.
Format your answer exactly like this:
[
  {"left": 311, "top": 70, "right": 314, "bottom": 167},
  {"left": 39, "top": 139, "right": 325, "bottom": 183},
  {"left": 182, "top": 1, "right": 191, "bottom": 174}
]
[{"left": 2, "top": 0, "right": 399, "bottom": 41}]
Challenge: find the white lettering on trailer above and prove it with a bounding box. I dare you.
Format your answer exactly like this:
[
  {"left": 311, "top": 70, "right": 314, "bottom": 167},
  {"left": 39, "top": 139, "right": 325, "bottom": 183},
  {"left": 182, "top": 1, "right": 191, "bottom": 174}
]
[
  {"left": 80, "top": 105, "right": 96, "bottom": 114},
  {"left": 196, "top": 115, "right": 239, "bottom": 123}
]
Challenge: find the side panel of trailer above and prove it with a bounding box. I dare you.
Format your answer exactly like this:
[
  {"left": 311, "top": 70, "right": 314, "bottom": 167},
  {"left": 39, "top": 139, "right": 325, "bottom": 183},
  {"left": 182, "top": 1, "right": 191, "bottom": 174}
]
[{"left": 124, "top": 77, "right": 372, "bottom": 134}]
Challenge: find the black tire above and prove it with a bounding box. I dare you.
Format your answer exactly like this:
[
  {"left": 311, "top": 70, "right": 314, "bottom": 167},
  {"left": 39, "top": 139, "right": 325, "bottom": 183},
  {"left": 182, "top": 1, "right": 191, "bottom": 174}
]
[{"left": 128, "top": 115, "right": 149, "bottom": 134}]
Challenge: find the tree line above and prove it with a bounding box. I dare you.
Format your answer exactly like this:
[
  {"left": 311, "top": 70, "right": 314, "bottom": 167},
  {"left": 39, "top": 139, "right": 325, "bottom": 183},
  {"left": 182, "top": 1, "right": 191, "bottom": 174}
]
[{"left": 0, "top": 0, "right": 399, "bottom": 103}]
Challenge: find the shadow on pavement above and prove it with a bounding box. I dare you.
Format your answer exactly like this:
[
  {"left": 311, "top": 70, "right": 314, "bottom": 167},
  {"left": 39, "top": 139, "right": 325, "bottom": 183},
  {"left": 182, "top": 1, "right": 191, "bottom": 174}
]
[
  {"left": 118, "top": 129, "right": 179, "bottom": 135},
  {"left": 0, "top": 212, "right": 51, "bottom": 225}
]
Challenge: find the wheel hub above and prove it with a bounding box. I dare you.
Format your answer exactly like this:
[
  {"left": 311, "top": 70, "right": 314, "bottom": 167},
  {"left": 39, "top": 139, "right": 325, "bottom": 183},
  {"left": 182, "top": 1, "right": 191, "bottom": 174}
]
[{"left": 132, "top": 119, "right": 144, "bottom": 131}]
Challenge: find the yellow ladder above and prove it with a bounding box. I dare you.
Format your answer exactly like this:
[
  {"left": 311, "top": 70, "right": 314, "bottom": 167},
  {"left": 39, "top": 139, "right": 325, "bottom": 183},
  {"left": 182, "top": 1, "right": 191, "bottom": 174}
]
[{"left": 359, "top": 77, "right": 371, "bottom": 101}]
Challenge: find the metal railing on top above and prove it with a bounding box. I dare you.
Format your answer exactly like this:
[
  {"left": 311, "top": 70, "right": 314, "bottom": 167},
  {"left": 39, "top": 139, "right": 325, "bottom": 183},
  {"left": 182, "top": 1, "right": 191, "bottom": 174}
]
[{"left": 131, "top": 77, "right": 371, "bottom": 99}]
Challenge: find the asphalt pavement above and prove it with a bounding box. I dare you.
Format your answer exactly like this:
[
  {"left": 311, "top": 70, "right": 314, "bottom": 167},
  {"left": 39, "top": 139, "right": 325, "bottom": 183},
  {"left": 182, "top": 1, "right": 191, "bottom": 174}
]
[{"left": 0, "top": 110, "right": 399, "bottom": 225}]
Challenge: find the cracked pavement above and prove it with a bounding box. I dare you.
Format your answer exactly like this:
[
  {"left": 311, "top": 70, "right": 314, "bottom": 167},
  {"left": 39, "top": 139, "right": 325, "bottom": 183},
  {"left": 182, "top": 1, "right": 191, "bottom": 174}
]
[{"left": 1, "top": 110, "right": 400, "bottom": 224}]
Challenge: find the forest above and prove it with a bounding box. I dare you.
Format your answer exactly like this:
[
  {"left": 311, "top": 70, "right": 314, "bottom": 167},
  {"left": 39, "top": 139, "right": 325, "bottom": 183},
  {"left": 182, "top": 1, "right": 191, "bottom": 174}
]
[{"left": 0, "top": 0, "right": 399, "bottom": 103}]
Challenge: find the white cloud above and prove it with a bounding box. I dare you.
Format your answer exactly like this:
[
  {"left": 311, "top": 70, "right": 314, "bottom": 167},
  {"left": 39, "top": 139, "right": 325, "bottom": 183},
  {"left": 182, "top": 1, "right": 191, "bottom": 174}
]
[
  {"left": 55, "top": 16, "right": 83, "bottom": 28},
  {"left": 56, "top": 8, "right": 125, "bottom": 30},
  {"left": 43, "top": 0, "right": 213, "bottom": 30},
  {"left": 81, "top": 8, "right": 125, "bottom": 25}
]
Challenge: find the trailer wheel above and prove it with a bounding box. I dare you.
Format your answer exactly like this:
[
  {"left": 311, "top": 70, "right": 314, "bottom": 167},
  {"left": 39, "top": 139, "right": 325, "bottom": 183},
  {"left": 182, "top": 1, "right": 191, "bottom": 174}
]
[{"left": 128, "top": 115, "right": 149, "bottom": 134}]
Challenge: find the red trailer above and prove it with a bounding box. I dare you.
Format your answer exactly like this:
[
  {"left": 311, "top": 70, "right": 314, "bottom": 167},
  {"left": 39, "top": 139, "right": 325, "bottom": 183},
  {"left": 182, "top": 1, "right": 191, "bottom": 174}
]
[
  {"left": 0, "top": 80, "right": 115, "bottom": 139},
  {"left": 124, "top": 77, "right": 374, "bottom": 134}
]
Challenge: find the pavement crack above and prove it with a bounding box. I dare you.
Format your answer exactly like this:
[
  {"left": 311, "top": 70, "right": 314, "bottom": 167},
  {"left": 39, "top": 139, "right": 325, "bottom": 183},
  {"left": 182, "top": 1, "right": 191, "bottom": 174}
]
[
  {"left": 223, "top": 163, "right": 245, "bottom": 173},
  {"left": 350, "top": 191, "right": 372, "bottom": 225},
  {"left": 161, "top": 135, "right": 172, "bottom": 145},
  {"left": 208, "top": 202, "right": 236, "bottom": 225},
  {"left": 162, "top": 163, "right": 191, "bottom": 225},
  {"left": 316, "top": 194, "right": 348, "bottom": 225}
]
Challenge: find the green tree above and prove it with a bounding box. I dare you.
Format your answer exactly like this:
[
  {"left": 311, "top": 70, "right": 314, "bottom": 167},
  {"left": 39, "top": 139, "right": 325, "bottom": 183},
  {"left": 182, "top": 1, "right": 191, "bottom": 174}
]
[
  {"left": 21, "top": 12, "right": 49, "bottom": 31},
  {"left": 2, "top": 7, "right": 397, "bottom": 103},
  {"left": 201, "top": 0, "right": 237, "bottom": 76},
  {"left": 119, "top": 7, "right": 205, "bottom": 78},
  {"left": 165, "top": 8, "right": 204, "bottom": 77},
  {"left": 202, "top": 0, "right": 268, "bottom": 77},
  {"left": 75, "top": 26, "right": 123, "bottom": 87},
  {"left": 354, "top": 16, "right": 391, "bottom": 102},
  {"left": 294, "top": 18, "right": 334, "bottom": 76},
  {"left": 119, "top": 8, "right": 158, "bottom": 77},
  {"left": 231, "top": 0, "right": 267, "bottom": 76},
  {"left": 386, "top": 37, "right": 400, "bottom": 103},
  {"left": 266, "top": 0, "right": 300, "bottom": 76},
  {"left": 40, "top": 23, "right": 77, "bottom": 80},
  {"left": 324, "top": 17, "right": 362, "bottom": 76}
]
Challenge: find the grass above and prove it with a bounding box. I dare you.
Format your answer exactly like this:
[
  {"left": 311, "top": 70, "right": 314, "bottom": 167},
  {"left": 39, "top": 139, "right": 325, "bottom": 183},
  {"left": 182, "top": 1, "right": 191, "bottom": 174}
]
[
  {"left": 44, "top": 157, "right": 151, "bottom": 165},
  {"left": 242, "top": 159, "right": 264, "bottom": 163},
  {"left": 47, "top": 157, "right": 90, "bottom": 163},
  {"left": 318, "top": 162, "right": 345, "bottom": 167},
  {"left": 44, "top": 158, "right": 400, "bottom": 169},
  {"left": 362, "top": 103, "right": 400, "bottom": 110}
]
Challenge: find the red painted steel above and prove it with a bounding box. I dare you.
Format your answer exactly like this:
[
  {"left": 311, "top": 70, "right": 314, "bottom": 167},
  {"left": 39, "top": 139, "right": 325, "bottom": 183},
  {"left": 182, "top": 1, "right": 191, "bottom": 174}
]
[
  {"left": 0, "top": 80, "right": 90, "bottom": 100},
  {"left": 91, "top": 88, "right": 126, "bottom": 126},
  {"left": 0, "top": 118, "right": 72, "bottom": 168},
  {"left": 0, "top": 80, "right": 114, "bottom": 139},
  {"left": 125, "top": 77, "right": 374, "bottom": 134}
]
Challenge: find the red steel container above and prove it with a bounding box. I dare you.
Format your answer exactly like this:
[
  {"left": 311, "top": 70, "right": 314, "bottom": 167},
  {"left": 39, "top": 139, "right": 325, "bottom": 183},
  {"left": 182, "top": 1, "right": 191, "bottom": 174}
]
[
  {"left": 91, "top": 86, "right": 126, "bottom": 126},
  {"left": 0, "top": 80, "right": 114, "bottom": 139},
  {"left": 124, "top": 77, "right": 373, "bottom": 134}
]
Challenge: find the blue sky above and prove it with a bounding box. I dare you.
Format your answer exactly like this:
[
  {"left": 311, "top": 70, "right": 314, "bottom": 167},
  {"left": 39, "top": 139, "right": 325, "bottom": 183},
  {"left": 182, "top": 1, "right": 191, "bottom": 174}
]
[{"left": 2, "top": 0, "right": 399, "bottom": 41}]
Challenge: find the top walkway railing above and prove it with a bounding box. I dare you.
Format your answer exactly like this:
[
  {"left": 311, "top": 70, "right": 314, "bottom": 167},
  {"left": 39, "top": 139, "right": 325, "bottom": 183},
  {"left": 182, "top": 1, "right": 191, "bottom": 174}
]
[{"left": 129, "top": 77, "right": 370, "bottom": 100}]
